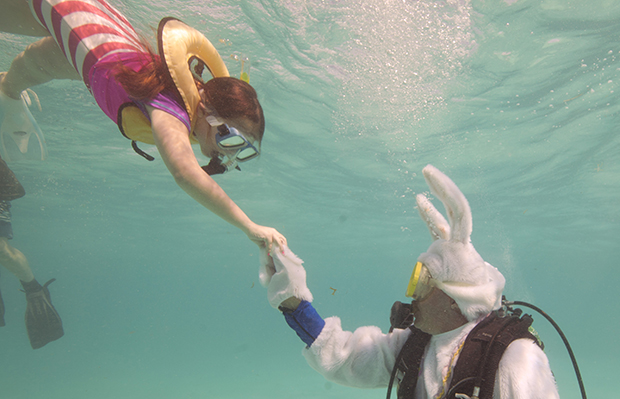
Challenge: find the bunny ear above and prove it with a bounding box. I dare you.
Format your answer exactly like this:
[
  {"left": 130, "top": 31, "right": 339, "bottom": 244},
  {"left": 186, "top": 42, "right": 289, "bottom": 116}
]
[
  {"left": 422, "top": 165, "right": 472, "bottom": 244},
  {"left": 416, "top": 193, "right": 450, "bottom": 241}
]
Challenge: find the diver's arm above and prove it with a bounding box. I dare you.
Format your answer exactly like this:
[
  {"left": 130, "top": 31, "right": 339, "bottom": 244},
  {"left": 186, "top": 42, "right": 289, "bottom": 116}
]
[
  {"left": 148, "top": 107, "right": 285, "bottom": 250},
  {"left": 278, "top": 300, "right": 409, "bottom": 389},
  {"left": 303, "top": 315, "right": 411, "bottom": 388},
  {"left": 265, "top": 252, "right": 407, "bottom": 388}
]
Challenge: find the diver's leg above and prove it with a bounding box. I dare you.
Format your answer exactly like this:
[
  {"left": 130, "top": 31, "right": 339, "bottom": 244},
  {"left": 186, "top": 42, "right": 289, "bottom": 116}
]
[
  {"left": 0, "top": 36, "right": 80, "bottom": 99},
  {"left": 0, "top": 237, "right": 34, "bottom": 283},
  {"left": 0, "top": 204, "right": 63, "bottom": 348},
  {"left": 0, "top": 0, "right": 49, "bottom": 36},
  {"left": 0, "top": 200, "right": 33, "bottom": 282}
]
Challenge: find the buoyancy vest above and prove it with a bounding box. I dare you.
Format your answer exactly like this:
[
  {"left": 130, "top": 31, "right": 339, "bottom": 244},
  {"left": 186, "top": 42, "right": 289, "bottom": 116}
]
[
  {"left": 392, "top": 311, "right": 541, "bottom": 399},
  {"left": 117, "top": 17, "right": 229, "bottom": 150}
]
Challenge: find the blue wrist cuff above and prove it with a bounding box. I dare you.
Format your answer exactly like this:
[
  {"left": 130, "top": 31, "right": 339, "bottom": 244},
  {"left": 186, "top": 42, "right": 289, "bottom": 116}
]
[{"left": 282, "top": 300, "right": 325, "bottom": 346}]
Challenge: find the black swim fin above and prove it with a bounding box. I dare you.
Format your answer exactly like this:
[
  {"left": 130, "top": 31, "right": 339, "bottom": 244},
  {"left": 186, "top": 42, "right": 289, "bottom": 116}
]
[{"left": 22, "top": 278, "right": 63, "bottom": 349}]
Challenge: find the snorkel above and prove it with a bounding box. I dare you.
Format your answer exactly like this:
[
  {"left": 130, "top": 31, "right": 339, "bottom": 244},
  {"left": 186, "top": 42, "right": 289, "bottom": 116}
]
[{"left": 201, "top": 156, "right": 236, "bottom": 175}]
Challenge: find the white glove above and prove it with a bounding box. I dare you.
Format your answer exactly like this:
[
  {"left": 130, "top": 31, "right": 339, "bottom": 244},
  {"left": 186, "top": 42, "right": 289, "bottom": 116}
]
[{"left": 259, "top": 245, "right": 313, "bottom": 309}]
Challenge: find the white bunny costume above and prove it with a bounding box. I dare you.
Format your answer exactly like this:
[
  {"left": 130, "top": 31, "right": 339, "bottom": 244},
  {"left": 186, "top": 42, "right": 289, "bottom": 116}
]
[{"left": 262, "top": 165, "right": 559, "bottom": 399}]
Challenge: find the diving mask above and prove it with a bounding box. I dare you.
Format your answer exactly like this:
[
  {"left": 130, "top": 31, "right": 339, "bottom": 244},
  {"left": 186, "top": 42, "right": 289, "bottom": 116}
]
[
  {"left": 215, "top": 123, "right": 259, "bottom": 162},
  {"left": 206, "top": 115, "right": 259, "bottom": 164},
  {"left": 405, "top": 262, "right": 434, "bottom": 301}
]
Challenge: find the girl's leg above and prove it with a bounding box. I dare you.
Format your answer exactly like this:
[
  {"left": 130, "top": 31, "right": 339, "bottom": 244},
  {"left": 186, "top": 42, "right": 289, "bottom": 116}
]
[
  {"left": 1, "top": 0, "right": 79, "bottom": 98},
  {"left": 0, "top": 0, "right": 49, "bottom": 36},
  {"left": 19, "top": 0, "right": 145, "bottom": 87},
  {"left": 1, "top": 36, "right": 80, "bottom": 99},
  {"left": 3, "top": 0, "right": 145, "bottom": 98}
]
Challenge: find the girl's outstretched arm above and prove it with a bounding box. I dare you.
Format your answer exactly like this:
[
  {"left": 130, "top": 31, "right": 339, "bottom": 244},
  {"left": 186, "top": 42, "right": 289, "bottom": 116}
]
[{"left": 148, "top": 106, "right": 286, "bottom": 252}]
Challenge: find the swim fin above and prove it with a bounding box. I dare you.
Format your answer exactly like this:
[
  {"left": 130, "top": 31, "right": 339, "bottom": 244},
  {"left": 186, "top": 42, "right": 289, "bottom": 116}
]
[
  {"left": 21, "top": 278, "right": 63, "bottom": 349},
  {"left": 0, "top": 74, "right": 48, "bottom": 162}
]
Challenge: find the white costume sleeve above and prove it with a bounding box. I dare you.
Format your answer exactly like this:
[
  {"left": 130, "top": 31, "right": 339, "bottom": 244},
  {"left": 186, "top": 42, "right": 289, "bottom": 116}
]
[
  {"left": 302, "top": 316, "right": 412, "bottom": 388},
  {"left": 495, "top": 338, "right": 560, "bottom": 399}
]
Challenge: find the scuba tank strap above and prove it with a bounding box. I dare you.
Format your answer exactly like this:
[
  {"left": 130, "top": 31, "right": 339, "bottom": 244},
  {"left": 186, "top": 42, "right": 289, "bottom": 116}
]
[
  {"left": 448, "top": 311, "right": 539, "bottom": 399},
  {"left": 386, "top": 325, "right": 432, "bottom": 399}
]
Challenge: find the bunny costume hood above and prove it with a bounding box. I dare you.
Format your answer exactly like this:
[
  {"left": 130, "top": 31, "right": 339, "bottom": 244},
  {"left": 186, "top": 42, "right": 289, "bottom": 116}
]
[{"left": 416, "top": 165, "right": 505, "bottom": 321}]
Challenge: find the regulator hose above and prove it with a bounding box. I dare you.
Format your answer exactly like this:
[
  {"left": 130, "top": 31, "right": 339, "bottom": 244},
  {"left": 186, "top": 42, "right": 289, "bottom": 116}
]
[{"left": 503, "top": 300, "right": 587, "bottom": 399}]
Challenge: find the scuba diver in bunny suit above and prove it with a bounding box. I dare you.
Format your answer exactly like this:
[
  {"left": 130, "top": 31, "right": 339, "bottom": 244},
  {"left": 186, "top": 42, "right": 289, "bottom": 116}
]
[{"left": 259, "top": 164, "right": 560, "bottom": 399}]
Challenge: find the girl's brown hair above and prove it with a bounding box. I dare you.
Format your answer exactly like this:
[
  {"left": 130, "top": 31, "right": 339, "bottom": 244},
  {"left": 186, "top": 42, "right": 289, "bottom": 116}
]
[
  {"left": 112, "top": 49, "right": 175, "bottom": 101},
  {"left": 200, "top": 77, "right": 265, "bottom": 142},
  {"left": 114, "top": 55, "right": 265, "bottom": 141}
]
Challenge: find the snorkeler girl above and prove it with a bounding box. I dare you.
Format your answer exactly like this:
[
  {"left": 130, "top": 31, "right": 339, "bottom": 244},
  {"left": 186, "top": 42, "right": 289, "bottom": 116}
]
[{"left": 0, "top": 0, "right": 287, "bottom": 252}]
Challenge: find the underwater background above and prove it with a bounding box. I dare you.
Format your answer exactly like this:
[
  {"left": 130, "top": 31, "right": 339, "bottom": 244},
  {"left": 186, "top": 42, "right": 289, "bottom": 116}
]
[{"left": 0, "top": 0, "right": 618, "bottom": 398}]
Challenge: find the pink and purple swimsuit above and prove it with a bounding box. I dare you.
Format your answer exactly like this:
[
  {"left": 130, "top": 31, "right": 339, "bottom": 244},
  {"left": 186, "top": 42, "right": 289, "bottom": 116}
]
[{"left": 29, "top": 0, "right": 191, "bottom": 132}]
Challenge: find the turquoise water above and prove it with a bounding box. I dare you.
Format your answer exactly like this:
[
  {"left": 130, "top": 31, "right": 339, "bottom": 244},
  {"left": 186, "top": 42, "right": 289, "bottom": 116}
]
[{"left": 0, "top": 0, "right": 618, "bottom": 398}]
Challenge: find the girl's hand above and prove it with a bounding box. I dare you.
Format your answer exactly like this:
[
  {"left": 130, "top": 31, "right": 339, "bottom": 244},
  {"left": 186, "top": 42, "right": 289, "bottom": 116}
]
[{"left": 246, "top": 223, "right": 287, "bottom": 254}]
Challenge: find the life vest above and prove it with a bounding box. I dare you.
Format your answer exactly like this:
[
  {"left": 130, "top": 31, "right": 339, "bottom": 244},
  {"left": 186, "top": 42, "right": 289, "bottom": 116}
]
[
  {"left": 117, "top": 17, "right": 230, "bottom": 150},
  {"left": 389, "top": 310, "right": 541, "bottom": 399}
]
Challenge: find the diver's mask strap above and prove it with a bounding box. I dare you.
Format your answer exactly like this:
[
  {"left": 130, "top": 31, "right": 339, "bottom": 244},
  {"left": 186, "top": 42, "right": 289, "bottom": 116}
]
[
  {"left": 205, "top": 114, "right": 222, "bottom": 127},
  {"left": 201, "top": 112, "right": 231, "bottom": 175},
  {"left": 203, "top": 105, "right": 223, "bottom": 127}
]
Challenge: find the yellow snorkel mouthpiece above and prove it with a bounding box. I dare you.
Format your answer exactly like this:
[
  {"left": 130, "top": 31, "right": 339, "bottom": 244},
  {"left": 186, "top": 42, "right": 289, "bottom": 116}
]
[
  {"left": 240, "top": 71, "right": 250, "bottom": 83},
  {"left": 406, "top": 262, "right": 423, "bottom": 298}
]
